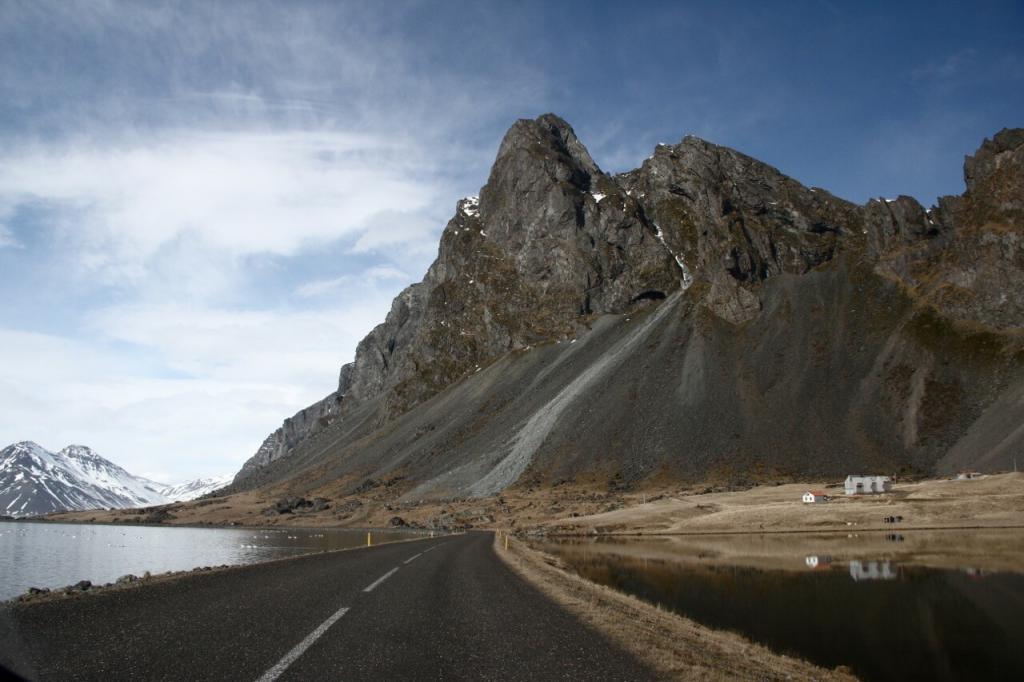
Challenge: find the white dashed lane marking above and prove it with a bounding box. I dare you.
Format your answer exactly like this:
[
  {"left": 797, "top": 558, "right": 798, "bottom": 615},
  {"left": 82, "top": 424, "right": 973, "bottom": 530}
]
[
  {"left": 251, "top": 538, "right": 453, "bottom": 682},
  {"left": 363, "top": 567, "right": 399, "bottom": 593},
  {"left": 255, "top": 606, "right": 350, "bottom": 682}
]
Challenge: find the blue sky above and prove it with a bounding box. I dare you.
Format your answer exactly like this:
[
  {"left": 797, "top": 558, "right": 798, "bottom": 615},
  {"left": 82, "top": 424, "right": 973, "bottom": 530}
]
[{"left": 0, "top": 0, "right": 1021, "bottom": 482}]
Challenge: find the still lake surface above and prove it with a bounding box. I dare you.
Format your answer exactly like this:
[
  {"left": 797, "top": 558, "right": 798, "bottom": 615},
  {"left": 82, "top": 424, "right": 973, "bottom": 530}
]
[
  {"left": 533, "top": 531, "right": 1024, "bottom": 682},
  {"left": 0, "top": 521, "right": 428, "bottom": 601}
]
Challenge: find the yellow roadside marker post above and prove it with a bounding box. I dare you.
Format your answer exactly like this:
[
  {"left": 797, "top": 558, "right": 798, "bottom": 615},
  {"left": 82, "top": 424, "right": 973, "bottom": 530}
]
[{"left": 367, "top": 531, "right": 372, "bottom": 547}]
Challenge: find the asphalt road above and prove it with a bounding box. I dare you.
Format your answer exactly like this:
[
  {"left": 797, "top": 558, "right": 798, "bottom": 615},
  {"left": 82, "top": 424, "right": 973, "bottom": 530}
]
[{"left": 0, "top": 531, "right": 655, "bottom": 681}]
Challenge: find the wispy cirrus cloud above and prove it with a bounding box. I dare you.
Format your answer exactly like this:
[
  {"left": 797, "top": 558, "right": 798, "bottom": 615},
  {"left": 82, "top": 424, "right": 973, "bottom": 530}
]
[
  {"left": 0, "top": 131, "right": 442, "bottom": 283},
  {"left": 296, "top": 265, "right": 410, "bottom": 299}
]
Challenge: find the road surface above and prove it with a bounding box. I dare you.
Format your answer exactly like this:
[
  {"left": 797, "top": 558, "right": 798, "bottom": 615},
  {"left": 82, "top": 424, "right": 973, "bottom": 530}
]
[{"left": 0, "top": 531, "right": 655, "bottom": 681}]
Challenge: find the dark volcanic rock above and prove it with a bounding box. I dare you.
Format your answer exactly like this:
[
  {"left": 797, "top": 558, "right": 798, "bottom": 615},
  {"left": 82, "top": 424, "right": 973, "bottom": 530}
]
[
  {"left": 264, "top": 496, "right": 329, "bottom": 515},
  {"left": 273, "top": 497, "right": 308, "bottom": 514},
  {"left": 143, "top": 508, "right": 176, "bottom": 524},
  {"left": 230, "top": 116, "right": 1024, "bottom": 495}
]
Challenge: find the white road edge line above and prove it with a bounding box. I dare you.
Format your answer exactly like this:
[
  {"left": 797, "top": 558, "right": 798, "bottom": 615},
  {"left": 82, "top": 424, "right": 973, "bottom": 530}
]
[
  {"left": 255, "top": 606, "right": 350, "bottom": 682},
  {"left": 404, "top": 553, "right": 423, "bottom": 564},
  {"left": 363, "top": 567, "right": 399, "bottom": 592}
]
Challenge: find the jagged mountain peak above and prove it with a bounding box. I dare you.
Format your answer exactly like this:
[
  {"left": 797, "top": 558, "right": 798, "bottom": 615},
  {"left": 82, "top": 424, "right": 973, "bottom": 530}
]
[
  {"left": 230, "top": 119, "right": 1024, "bottom": 497},
  {"left": 964, "top": 127, "right": 1024, "bottom": 191},
  {"left": 495, "top": 112, "right": 600, "bottom": 173},
  {"left": 483, "top": 114, "right": 602, "bottom": 215}
]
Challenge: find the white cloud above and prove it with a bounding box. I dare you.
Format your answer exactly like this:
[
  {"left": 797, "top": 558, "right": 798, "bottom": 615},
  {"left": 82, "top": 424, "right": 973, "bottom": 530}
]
[
  {"left": 0, "top": 131, "right": 444, "bottom": 285},
  {"left": 296, "top": 265, "right": 409, "bottom": 298},
  {"left": 87, "top": 301, "right": 387, "bottom": 385},
  {"left": 0, "top": 289, "right": 398, "bottom": 481},
  {"left": 348, "top": 209, "right": 445, "bottom": 257},
  {"left": 0, "top": 128, "right": 469, "bottom": 481}
]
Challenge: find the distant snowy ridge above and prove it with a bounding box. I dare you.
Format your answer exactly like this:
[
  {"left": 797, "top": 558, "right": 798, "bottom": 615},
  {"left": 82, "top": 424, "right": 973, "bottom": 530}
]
[
  {"left": 159, "top": 475, "right": 232, "bottom": 502},
  {"left": 0, "top": 441, "right": 229, "bottom": 517}
]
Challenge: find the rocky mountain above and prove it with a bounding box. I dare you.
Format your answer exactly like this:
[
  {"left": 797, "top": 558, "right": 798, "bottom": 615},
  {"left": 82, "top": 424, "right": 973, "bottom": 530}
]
[
  {"left": 0, "top": 442, "right": 230, "bottom": 516},
  {"left": 228, "top": 116, "right": 1024, "bottom": 501}
]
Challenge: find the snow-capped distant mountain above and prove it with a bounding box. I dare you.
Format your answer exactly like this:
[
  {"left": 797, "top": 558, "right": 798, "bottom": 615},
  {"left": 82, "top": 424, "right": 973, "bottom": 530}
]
[
  {"left": 159, "top": 475, "right": 232, "bottom": 502},
  {"left": 0, "top": 441, "right": 170, "bottom": 517},
  {"left": 0, "top": 441, "right": 232, "bottom": 517}
]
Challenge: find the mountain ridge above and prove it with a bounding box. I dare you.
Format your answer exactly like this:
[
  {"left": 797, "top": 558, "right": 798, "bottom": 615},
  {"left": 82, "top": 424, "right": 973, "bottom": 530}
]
[
  {"left": 227, "top": 115, "right": 1024, "bottom": 501},
  {"left": 0, "top": 441, "right": 230, "bottom": 516}
]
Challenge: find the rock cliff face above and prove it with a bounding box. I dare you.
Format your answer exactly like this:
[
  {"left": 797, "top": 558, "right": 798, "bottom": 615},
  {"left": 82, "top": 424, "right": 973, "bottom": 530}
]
[
  {"left": 230, "top": 115, "right": 1024, "bottom": 496},
  {"left": 237, "top": 391, "right": 341, "bottom": 480}
]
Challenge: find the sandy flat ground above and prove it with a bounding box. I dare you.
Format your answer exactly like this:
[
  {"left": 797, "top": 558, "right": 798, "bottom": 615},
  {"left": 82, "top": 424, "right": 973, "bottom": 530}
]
[
  {"left": 38, "top": 474, "right": 1024, "bottom": 545},
  {"left": 535, "top": 472, "right": 1024, "bottom": 536}
]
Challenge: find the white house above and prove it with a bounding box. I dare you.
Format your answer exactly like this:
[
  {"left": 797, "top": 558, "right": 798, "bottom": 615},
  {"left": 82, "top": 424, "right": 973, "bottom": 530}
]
[
  {"left": 802, "top": 490, "right": 829, "bottom": 503},
  {"left": 845, "top": 475, "right": 891, "bottom": 495}
]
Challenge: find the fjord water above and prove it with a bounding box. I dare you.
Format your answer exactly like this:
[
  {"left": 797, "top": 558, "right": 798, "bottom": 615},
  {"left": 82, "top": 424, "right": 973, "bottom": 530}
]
[
  {"left": 0, "top": 522, "right": 425, "bottom": 601},
  {"left": 534, "top": 532, "right": 1024, "bottom": 682}
]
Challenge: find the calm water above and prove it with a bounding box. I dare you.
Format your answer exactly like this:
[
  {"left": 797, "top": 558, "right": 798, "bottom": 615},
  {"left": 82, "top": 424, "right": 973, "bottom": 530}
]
[
  {"left": 534, "top": 533, "right": 1024, "bottom": 682},
  {"left": 0, "top": 521, "right": 430, "bottom": 601}
]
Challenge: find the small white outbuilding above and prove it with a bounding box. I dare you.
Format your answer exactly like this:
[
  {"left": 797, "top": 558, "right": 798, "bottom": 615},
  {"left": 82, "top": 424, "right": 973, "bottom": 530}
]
[
  {"left": 802, "top": 490, "right": 829, "bottom": 503},
  {"left": 845, "top": 475, "right": 891, "bottom": 495}
]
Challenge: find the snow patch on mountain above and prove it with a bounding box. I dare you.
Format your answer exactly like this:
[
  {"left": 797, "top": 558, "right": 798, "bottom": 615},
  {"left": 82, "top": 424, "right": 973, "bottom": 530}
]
[{"left": 159, "top": 475, "right": 232, "bottom": 502}]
